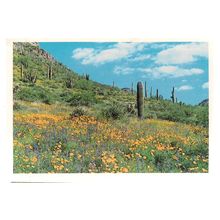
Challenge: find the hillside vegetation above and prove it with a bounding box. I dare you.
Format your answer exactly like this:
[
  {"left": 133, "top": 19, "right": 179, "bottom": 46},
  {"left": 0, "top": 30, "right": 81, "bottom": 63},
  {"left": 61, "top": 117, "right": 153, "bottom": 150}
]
[{"left": 13, "top": 42, "right": 209, "bottom": 173}]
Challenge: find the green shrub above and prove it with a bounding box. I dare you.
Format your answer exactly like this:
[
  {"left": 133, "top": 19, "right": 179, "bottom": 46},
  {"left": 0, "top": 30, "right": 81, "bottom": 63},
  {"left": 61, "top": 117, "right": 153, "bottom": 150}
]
[
  {"left": 60, "top": 91, "right": 74, "bottom": 102},
  {"left": 67, "top": 92, "right": 97, "bottom": 106},
  {"left": 13, "top": 101, "right": 22, "bottom": 110},
  {"left": 193, "top": 106, "right": 208, "bottom": 127},
  {"left": 74, "top": 79, "right": 94, "bottom": 91},
  {"left": 16, "top": 86, "right": 54, "bottom": 104},
  {"left": 70, "top": 107, "right": 86, "bottom": 117},
  {"left": 101, "top": 103, "right": 125, "bottom": 120}
]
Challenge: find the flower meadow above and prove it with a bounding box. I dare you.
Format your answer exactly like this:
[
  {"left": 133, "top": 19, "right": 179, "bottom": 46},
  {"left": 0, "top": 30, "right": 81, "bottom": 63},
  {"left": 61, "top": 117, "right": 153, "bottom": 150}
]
[{"left": 13, "top": 104, "right": 208, "bottom": 173}]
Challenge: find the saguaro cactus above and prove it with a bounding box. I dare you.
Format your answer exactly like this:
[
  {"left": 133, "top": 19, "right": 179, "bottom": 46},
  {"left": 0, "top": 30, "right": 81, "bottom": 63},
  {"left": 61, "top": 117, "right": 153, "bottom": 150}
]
[
  {"left": 24, "top": 71, "right": 37, "bottom": 84},
  {"left": 66, "top": 77, "right": 74, "bottom": 88},
  {"left": 20, "top": 64, "right": 23, "bottom": 79},
  {"left": 145, "top": 81, "right": 147, "bottom": 98},
  {"left": 137, "top": 82, "right": 144, "bottom": 119},
  {"left": 131, "top": 82, "right": 134, "bottom": 94},
  {"left": 48, "top": 64, "right": 53, "bottom": 80},
  {"left": 156, "top": 89, "right": 159, "bottom": 100},
  {"left": 150, "top": 87, "right": 153, "bottom": 98},
  {"left": 85, "top": 74, "right": 90, "bottom": 80},
  {"left": 171, "top": 87, "right": 175, "bottom": 103}
]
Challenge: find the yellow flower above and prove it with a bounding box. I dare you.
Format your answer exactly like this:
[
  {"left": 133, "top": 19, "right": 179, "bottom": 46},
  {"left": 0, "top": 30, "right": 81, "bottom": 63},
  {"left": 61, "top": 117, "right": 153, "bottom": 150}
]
[
  {"left": 120, "top": 167, "right": 128, "bottom": 173},
  {"left": 172, "top": 155, "right": 178, "bottom": 161},
  {"left": 31, "top": 156, "right": 38, "bottom": 164}
]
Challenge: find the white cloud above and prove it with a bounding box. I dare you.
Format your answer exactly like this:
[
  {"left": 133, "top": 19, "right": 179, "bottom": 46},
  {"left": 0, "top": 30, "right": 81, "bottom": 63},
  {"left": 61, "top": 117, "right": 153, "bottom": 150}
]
[
  {"left": 113, "top": 66, "right": 134, "bottom": 75},
  {"left": 72, "top": 48, "right": 94, "bottom": 59},
  {"left": 129, "top": 54, "right": 151, "bottom": 62},
  {"left": 72, "top": 42, "right": 146, "bottom": 65},
  {"left": 150, "top": 43, "right": 173, "bottom": 49},
  {"left": 113, "top": 65, "right": 204, "bottom": 78},
  {"left": 177, "top": 85, "right": 194, "bottom": 91},
  {"left": 155, "top": 42, "right": 208, "bottom": 64},
  {"left": 139, "top": 66, "right": 204, "bottom": 78},
  {"left": 202, "top": 82, "right": 209, "bottom": 89}
]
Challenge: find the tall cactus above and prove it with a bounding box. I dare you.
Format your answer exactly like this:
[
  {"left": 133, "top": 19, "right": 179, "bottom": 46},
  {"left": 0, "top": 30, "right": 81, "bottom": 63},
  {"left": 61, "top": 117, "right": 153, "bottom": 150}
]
[
  {"left": 85, "top": 74, "right": 90, "bottom": 80},
  {"left": 24, "top": 71, "right": 37, "bottom": 84},
  {"left": 48, "top": 64, "right": 53, "bottom": 80},
  {"left": 171, "top": 87, "right": 175, "bottom": 103},
  {"left": 145, "top": 81, "right": 147, "bottom": 98},
  {"left": 20, "top": 64, "right": 23, "bottom": 79},
  {"left": 150, "top": 87, "right": 153, "bottom": 98},
  {"left": 66, "top": 77, "right": 74, "bottom": 88},
  {"left": 156, "top": 89, "right": 159, "bottom": 100},
  {"left": 137, "top": 82, "right": 144, "bottom": 119},
  {"left": 131, "top": 82, "right": 134, "bottom": 94}
]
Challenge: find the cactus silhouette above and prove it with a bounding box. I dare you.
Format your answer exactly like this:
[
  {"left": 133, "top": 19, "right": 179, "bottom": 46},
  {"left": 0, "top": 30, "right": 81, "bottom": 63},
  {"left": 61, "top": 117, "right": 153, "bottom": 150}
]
[
  {"left": 171, "top": 87, "right": 175, "bottom": 103},
  {"left": 66, "top": 77, "right": 74, "bottom": 88},
  {"left": 24, "top": 70, "right": 37, "bottom": 84},
  {"left": 48, "top": 64, "right": 53, "bottom": 80},
  {"left": 137, "top": 82, "right": 144, "bottom": 119},
  {"left": 156, "top": 89, "right": 159, "bottom": 100},
  {"left": 150, "top": 87, "right": 153, "bottom": 98},
  {"left": 145, "top": 81, "right": 147, "bottom": 98},
  {"left": 85, "top": 74, "right": 90, "bottom": 80},
  {"left": 20, "top": 64, "right": 23, "bottom": 79}
]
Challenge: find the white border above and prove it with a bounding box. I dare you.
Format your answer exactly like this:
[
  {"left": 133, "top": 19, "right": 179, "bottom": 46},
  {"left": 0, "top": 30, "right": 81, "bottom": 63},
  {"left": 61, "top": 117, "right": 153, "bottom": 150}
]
[
  {"left": 9, "top": 39, "right": 210, "bottom": 183},
  {"left": 1, "top": 1, "right": 220, "bottom": 219}
]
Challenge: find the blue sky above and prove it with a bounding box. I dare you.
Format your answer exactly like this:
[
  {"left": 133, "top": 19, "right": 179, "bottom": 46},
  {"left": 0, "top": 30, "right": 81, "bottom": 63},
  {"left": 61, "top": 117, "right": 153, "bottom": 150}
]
[{"left": 39, "top": 42, "right": 208, "bottom": 105}]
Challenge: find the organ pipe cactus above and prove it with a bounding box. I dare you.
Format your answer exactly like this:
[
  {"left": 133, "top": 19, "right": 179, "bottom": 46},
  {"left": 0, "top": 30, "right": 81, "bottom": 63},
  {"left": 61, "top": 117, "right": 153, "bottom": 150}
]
[{"left": 137, "top": 81, "right": 144, "bottom": 119}]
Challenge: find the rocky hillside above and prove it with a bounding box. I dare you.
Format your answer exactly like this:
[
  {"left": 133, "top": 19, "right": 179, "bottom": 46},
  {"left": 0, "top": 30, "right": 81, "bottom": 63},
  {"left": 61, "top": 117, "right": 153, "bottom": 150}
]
[
  {"left": 13, "top": 42, "right": 209, "bottom": 127},
  {"left": 13, "top": 42, "right": 128, "bottom": 105}
]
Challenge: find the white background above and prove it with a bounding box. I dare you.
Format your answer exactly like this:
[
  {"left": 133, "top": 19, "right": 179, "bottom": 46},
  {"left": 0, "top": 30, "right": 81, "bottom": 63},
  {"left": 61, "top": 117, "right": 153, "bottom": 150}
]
[{"left": 0, "top": 0, "right": 219, "bottom": 219}]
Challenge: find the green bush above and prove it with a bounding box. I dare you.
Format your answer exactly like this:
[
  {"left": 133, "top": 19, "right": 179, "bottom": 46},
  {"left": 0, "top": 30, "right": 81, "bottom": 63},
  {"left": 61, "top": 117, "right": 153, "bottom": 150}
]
[
  {"left": 193, "top": 106, "right": 208, "bottom": 127},
  {"left": 67, "top": 92, "right": 97, "bottom": 106},
  {"left": 60, "top": 91, "right": 74, "bottom": 102},
  {"left": 13, "top": 101, "right": 22, "bottom": 110},
  {"left": 101, "top": 103, "right": 125, "bottom": 120},
  {"left": 70, "top": 107, "right": 86, "bottom": 117},
  {"left": 74, "top": 79, "right": 94, "bottom": 91},
  {"left": 16, "top": 86, "right": 54, "bottom": 104}
]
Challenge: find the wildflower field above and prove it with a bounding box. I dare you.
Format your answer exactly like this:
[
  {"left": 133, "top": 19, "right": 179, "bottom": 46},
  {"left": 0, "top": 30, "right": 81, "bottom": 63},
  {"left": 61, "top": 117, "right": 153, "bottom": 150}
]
[
  {"left": 13, "top": 42, "right": 209, "bottom": 173},
  {"left": 13, "top": 102, "right": 208, "bottom": 173}
]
